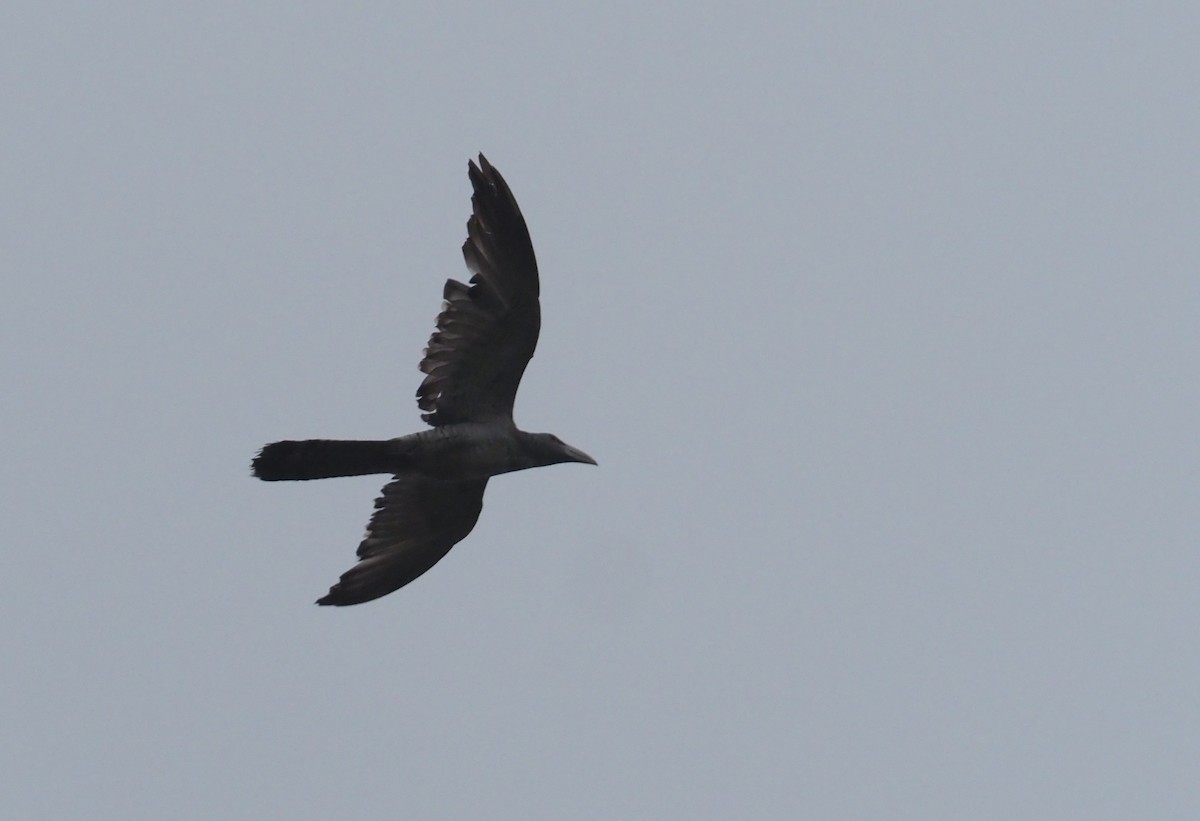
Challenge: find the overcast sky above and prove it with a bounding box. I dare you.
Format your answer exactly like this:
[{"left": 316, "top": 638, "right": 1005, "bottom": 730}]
[{"left": 4, "top": 3, "right": 1198, "bottom": 818}]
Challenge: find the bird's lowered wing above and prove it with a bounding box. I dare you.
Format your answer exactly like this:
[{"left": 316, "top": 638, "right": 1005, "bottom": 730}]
[
  {"left": 416, "top": 155, "right": 541, "bottom": 426},
  {"left": 316, "top": 476, "right": 488, "bottom": 606}
]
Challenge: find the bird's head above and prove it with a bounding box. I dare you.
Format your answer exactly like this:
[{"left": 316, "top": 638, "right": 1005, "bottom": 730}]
[{"left": 521, "top": 432, "right": 597, "bottom": 468}]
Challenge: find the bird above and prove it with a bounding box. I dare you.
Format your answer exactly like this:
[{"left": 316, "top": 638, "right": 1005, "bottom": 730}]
[{"left": 252, "top": 155, "right": 595, "bottom": 606}]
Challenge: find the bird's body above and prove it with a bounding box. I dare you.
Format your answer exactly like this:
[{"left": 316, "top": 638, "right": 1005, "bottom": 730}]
[
  {"left": 252, "top": 156, "right": 594, "bottom": 606},
  {"left": 254, "top": 424, "right": 590, "bottom": 483}
]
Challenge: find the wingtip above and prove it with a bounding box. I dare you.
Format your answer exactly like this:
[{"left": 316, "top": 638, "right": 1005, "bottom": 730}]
[
  {"left": 469, "top": 153, "right": 489, "bottom": 178},
  {"left": 469, "top": 153, "right": 503, "bottom": 188}
]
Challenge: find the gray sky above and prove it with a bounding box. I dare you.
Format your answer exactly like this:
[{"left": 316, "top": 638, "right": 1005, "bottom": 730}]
[{"left": 4, "top": 3, "right": 1198, "bottom": 818}]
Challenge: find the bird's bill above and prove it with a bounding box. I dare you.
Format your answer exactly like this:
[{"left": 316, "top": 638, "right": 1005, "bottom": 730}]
[{"left": 563, "top": 444, "right": 597, "bottom": 466}]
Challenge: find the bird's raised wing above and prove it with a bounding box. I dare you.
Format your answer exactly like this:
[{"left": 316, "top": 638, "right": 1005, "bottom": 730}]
[
  {"left": 316, "top": 476, "right": 488, "bottom": 606},
  {"left": 416, "top": 155, "right": 541, "bottom": 426}
]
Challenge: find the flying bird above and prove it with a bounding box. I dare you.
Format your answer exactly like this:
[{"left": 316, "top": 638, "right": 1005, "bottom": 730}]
[{"left": 252, "top": 155, "right": 595, "bottom": 606}]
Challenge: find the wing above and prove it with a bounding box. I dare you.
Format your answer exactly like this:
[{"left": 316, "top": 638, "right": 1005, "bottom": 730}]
[
  {"left": 416, "top": 155, "right": 541, "bottom": 426},
  {"left": 316, "top": 476, "right": 488, "bottom": 606}
]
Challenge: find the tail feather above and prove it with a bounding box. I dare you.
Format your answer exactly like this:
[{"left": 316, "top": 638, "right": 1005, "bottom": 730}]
[{"left": 252, "top": 439, "right": 399, "bottom": 481}]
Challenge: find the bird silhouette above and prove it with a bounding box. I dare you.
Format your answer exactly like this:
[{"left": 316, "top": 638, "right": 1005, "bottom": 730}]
[{"left": 252, "top": 156, "right": 595, "bottom": 605}]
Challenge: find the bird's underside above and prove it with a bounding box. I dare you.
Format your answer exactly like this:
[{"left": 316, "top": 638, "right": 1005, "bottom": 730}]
[{"left": 252, "top": 155, "right": 594, "bottom": 606}]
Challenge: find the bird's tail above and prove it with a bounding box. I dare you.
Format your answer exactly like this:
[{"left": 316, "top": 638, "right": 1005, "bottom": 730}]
[{"left": 252, "top": 439, "right": 399, "bottom": 481}]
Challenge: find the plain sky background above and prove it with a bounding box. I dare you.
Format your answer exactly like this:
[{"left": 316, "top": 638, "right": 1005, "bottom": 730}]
[{"left": 4, "top": 2, "right": 1198, "bottom": 818}]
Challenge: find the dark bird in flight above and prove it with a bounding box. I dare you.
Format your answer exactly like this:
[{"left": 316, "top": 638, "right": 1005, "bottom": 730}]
[{"left": 252, "top": 155, "right": 595, "bottom": 606}]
